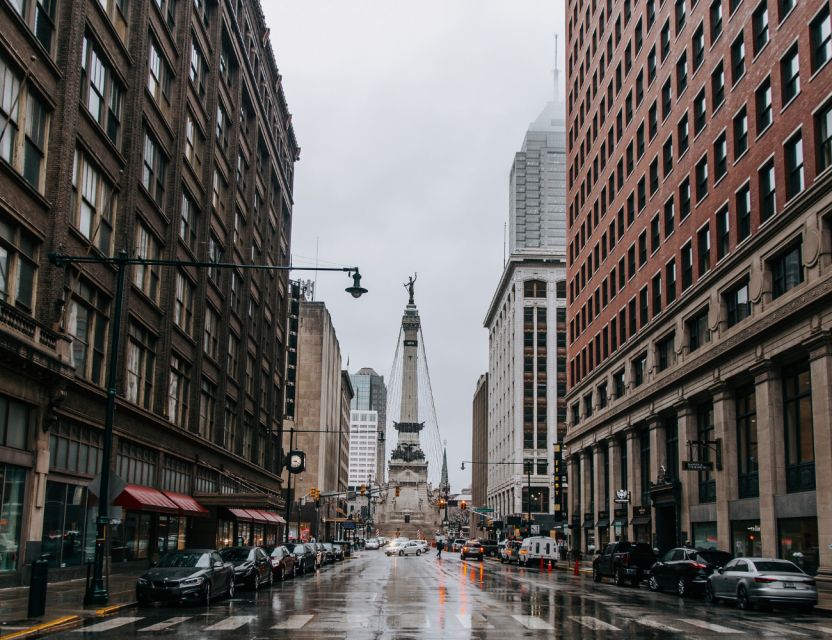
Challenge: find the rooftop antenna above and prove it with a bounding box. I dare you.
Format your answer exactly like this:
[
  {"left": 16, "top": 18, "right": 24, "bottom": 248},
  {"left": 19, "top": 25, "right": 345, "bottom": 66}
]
[
  {"left": 313, "top": 237, "right": 319, "bottom": 301},
  {"left": 553, "top": 33, "right": 560, "bottom": 102}
]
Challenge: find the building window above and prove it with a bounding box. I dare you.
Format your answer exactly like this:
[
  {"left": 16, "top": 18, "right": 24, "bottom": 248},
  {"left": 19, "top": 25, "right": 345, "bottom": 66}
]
[
  {"left": 71, "top": 149, "right": 116, "bottom": 254},
  {"left": 639, "top": 430, "right": 651, "bottom": 506},
  {"left": 770, "top": 241, "right": 804, "bottom": 298},
  {"left": 81, "top": 35, "right": 123, "bottom": 146},
  {"left": 0, "top": 395, "right": 30, "bottom": 452},
  {"left": 203, "top": 306, "right": 220, "bottom": 361},
  {"left": 174, "top": 271, "right": 194, "bottom": 335},
  {"left": 116, "top": 439, "right": 157, "bottom": 487},
  {"left": 678, "top": 114, "right": 690, "bottom": 155},
  {"left": 716, "top": 207, "right": 730, "bottom": 260},
  {"left": 694, "top": 89, "right": 707, "bottom": 134},
  {"left": 779, "top": 0, "right": 795, "bottom": 21},
  {"left": 676, "top": 0, "right": 687, "bottom": 32},
  {"left": 680, "top": 177, "right": 691, "bottom": 219},
  {"left": 693, "top": 23, "right": 705, "bottom": 70},
  {"left": 125, "top": 321, "right": 155, "bottom": 410},
  {"left": 736, "top": 184, "right": 751, "bottom": 241},
  {"left": 817, "top": 100, "right": 832, "bottom": 173},
  {"left": 736, "top": 385, "right": 758, "bottom": 498},
  {"left": 697, "top": 402, "right": 716, "bottom": 503},
  {"left": 189, "top": 39, "right": 207, "bottom": 99},
  {"left": 688, "top": 308, "right": 710, "bottom": 351},
  {"left": 759, "top": 161, "right": 777, "bottom": 221},
  {"left": 652, "top": 273, "right": 662, "bottom": 315},
  {"left": 661, "top": 19, "right": 671, "bottom": 60},
  {"left": 714, "top": 134, "right": 727, "bottom": 180},
  {"left": 584, "top": 393, "right": 593, "bottom": 419},
  {"left": 216, "top": 105, "right": 230, "bottom": 155},
  {"left": 639, "top": 286, "right": 649, "bottom": 326},
  {"left": 783, "top": 365, "right": 814, "bottom": 492},
  {"left": 227, "top": 332, "right": 239, "bottom": 379},
  {"left": 168, "top": 355, "right": 190, "bottom": 427},
  {"left": 0, "top": 214, "right": 39, "bottom": 313},
  {"left": 662, "top": 79, "right": 672, "bottom": 120},
  {"left": 638, "top": 231, "right": 648, "bottom": 266},
  {"left": 785, "top": 132, "right": 805, "bottom": 199},
  {"left": 147, "top": 39, "right": 172, "bottom": 111},
  {"left": 613, "top": 369, "right": 626, "bottom": 399},
  {"left": 710, "top": 0, "right": 724, "bottom": 42},
  {"left": 133, "top": 224, "right": 160, "bottom": 303},
  {"left": 524, "top": 279, "right": 546, "bottom": 298},
  {"left": 676, "top": 51, "right": 688, "bottom": 94},
  {"left": 633, "top": 353, "right": 647, "bottom": 386},
  {"left": 179, "top": 190, "right": 199, "bottom": 250},
  {"left": 67, "top": 279, "right": 109, "bottom": 385},
  {"left": 0, "top": 53, "right": 50, "bottom": 191},
  {"left": 10, "top": 0, "right": 57, "bottom": 53},
  {"left": 698, "top": 224, "right": 711, "bottom": 274},
  {"left": 811, "top": 5, "right": 832, "bottom": 71},
  {"left": 183, "top": 112, "right": 203, "bottom": 173},
  {"left": 682, "top": 242, "right": 693, "bottom": 290},
  {"left": 657, "top": 332, "right": 675, "bottom": 371},
  {"left": 781, "top": 45, "right": 800, "bottom": 104},
  {"left": 598, "top": 383, "right": 608, "bottom": 409},
  {"left": 711, "top": 62, "right": 725, "bottom": 109},
  {"left": 756, "top": 77, "right": 772, "bottom": 134},
  {"left": 752, "top": 1, "right": 770, "bottom": 53},
  {"left": 666, "top": 259, "right": 677, "bottom": 304},
  {"left": 731, "top": 34, "right": 745, "bottom": 84},
  {"left": 725, "top": 280, "right": 751, "bottom": 327},
  {"left": 141, "top": 131, "right": 166, "bottom": 205},
  {"left": 734, "top": 106, "right": 748, "bottom": 157},
  {"left": 696, "top": 155, "right": 709, "bottom": 200},
  {"left": 664, "top": 198, "right": 675, "bottom": 238}
]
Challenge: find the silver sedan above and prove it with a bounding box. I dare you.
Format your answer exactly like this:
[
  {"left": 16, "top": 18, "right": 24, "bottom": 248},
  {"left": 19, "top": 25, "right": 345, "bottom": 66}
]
[{"left": 706, "top": 557, "right": 817, "bottom": 611}]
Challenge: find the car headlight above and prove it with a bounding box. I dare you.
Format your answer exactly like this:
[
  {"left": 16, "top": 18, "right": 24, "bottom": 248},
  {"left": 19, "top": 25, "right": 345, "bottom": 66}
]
[
  {"left": 137, "top": 578, "right": 149, "bottom": 586},
  {"left": 180, "top": 576, "right": 205, "bottom": 587}
]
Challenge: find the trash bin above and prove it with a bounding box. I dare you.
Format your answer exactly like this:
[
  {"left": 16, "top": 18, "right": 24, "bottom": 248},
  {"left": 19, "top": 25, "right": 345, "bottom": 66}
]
[{"left": 28, "top": 554, "right": 50, "bottom": 618}]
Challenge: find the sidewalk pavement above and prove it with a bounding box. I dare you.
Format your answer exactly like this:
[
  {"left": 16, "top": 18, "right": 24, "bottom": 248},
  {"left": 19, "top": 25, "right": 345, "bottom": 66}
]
[{"left": 0, "top": 572, "right": 139, "bottom": 639}]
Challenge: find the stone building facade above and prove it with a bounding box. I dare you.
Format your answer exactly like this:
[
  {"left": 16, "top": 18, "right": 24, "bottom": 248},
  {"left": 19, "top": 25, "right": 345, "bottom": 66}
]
[
  {"left": 564, "top": 0, "right": 832, "bottom": 573},
  {"left": 471, "top": 373, "right": 488, "bottom": 509},
  {"left": 0, "top": 0, "right": 298, "bottom": 585}
]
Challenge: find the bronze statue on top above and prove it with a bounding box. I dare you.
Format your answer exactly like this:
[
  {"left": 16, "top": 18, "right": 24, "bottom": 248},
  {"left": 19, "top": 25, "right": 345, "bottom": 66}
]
[{"left": 404, "top": 273, "right": 417, "bottom": 305}]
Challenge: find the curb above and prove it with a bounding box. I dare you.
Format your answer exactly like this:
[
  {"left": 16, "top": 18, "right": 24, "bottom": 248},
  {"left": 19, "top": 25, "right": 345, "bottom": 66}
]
[{"left": 0, "top": 601, "right": 137, "bottom": 640}]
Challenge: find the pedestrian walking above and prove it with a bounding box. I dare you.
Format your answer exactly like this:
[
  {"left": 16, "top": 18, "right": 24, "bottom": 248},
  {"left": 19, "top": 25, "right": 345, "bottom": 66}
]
[{"left": 436, "top": 539, "right": 444, "bottom": 558}]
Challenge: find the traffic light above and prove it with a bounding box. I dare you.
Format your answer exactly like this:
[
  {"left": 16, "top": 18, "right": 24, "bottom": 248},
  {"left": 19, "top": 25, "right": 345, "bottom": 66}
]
[
  {"left": 360, "top": 484, "right": 366, "bottom": 496},
  {"left": 310, "top": 488, "right": 319, "bottom": 501},
  {"left": 460, "top": 500, "right": 467, "bottom": 510},
  {"left": 394, "top": 486, "right": 400, "bottom": 497}
]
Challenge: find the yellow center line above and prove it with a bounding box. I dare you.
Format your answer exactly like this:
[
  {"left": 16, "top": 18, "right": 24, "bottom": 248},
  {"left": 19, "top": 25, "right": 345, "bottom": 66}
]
[{"left": 0, "top": 615, "right": 80, "bottom": 640}]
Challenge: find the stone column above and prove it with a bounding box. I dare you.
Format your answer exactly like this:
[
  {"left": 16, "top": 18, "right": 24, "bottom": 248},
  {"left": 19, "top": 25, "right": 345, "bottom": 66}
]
[
  {"left": 582, "top": 449, "right": 592, "bottom": 552},
  {"left": 675, "top": 401, "right": 697, "bottom": 545},
  {"left": 752, "top": 360, "right": 785, "bottom": 559},
  {"left": 593, "top": 443, "right": 604, "bottom": 550},
  {"left": 647, "top": 416, "right": 664, "bottom": 543},
  {"left": 712, "top": 383, "right": 738, "bottom": 551},
  {"left": 626, "top": 429, "right": 639, "bottom": 542},
  {"left": 608, "top": 437, "right": 621, "bottom": 538},
  {"left": 808, "top": 333, "right": 832, "bottom": 574},
  {"left": 568, "top": 452, "right": 581, "bottom": 551}
]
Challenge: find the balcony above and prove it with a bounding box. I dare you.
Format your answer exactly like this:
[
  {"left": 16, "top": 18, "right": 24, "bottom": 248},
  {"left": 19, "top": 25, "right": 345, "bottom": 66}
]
[{"left": 0, "top": 299, "right": 71, "bottom": 373}]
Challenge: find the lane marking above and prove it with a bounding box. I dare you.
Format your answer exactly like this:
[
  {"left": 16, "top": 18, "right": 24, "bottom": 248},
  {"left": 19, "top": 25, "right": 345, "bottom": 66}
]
[
  {"left": 272, "top": 614, "right": 314, "bottom": 630},
  {"left": 636, "top": 617, "right": 685, "bottom": 633},
  {"left": 511, "top": 615, "right": 554, "bottom": 630},
  {"left": 204, "top": 616, "right": 256, "bottom": 631},
  {"left": 74, "top": 617, "right": 143, "bottom": 633},
  {"left": 570, "top": 615, "right": 621, "bottom": 631},
  {"left": 684, "top": 618, "right": 745, "bottom": 634},
  {"left": 139, "top": 616, "right": 191, "bottom": 632},
  {"left": 455, "top": 614, "right": 495, "bottom": 629}
]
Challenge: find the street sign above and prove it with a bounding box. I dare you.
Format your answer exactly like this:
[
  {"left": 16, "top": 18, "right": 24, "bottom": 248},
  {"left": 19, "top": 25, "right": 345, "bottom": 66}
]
[
  {"left": 473, "top": 507, "right": 494, "bottom": 513},
  {"left": 682, "top": 460, "right": 714, "bottom": 471}
]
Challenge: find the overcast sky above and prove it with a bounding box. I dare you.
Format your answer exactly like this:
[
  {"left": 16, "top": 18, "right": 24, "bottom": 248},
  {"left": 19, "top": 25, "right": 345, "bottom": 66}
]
[{"left": 264, "top": 1, "right": 564, "bottom": 494}]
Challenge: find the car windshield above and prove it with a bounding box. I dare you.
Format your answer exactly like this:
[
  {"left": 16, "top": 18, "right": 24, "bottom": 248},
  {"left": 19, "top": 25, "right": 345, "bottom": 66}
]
[
  {"left": 156, "top": 551, "right": 209, "bottom": 568},
  {"left": 219, "top": 548, "right": 252, "bottom": 562},
  {"left": 270, "top": 546, "right": 286, "bottom": 557},
  {"left": 753, "top": 560, "right": 804, "bottom": 574}
]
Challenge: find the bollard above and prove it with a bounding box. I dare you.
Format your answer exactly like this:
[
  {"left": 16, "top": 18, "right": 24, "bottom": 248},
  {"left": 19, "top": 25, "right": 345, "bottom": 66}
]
[
  {"left": 548, "top": 559, "right": 553, "bottom": 572},
  {"left": 28, "top": 554, "right": 50, "bottom": 618},
  {"left": 573, "top": 559, "right": 579, "bottom": 576}
]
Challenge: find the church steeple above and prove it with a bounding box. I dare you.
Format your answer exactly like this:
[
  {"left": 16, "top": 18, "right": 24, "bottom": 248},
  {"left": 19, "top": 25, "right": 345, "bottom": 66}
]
[{"left": 440, "top": 446, "right": 449, "bottom": 492}]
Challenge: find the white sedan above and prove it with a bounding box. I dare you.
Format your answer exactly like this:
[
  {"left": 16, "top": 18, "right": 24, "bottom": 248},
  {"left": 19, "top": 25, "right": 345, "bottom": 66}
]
[
  {"left": 365, "top": 538, "right": 380, "bottom": 550},
  {"left": 387, "top": 541, "right": 423, "bottom": 557}
]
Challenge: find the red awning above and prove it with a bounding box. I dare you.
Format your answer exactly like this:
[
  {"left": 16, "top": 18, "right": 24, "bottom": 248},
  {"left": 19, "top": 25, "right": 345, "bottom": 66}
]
[
  {"left": 253, "top": 510, "right": 285, "bottom": 525},
  {"left": 162, "top": 491, "right": 208, "bottom": 517},
  {"left": 114, "top": 485, "right": 178, "bottom": 514},
  {"left": 228, "top": 508, "right": 254, "bottom": 522},
  {"left": 244, "top": 509, "right": 271, "bottom": 524}
]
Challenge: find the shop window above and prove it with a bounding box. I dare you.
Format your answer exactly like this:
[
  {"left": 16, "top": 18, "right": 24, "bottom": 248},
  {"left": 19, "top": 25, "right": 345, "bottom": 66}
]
[
  {"left": 110, "top": 511, "right": 151, "bottom": 561},
  {"left": 783, "top": 364, "right": 814, "bottom": 492},
  {"left": 41, "top": 481, "right": 93, "bottom": 568},
  {"left": 157, "top": 515, "right": 185, "bottom": 555},
  {"left": 736, "top": 385, "right": 759, "bottom": 498},
  {"left": 778, "top": 517, "right": 819, "bottom": 575},
  {"left": 49, "top": 419, "right": 101, "bottom": 475},
  {"left": 692, "top": 521, "right": 719, "bottom": 550},
  {"left": 697, "top": 402, "right": 716, "bottom": 503},
  {"left": 732, "top": 520, "right": 763, "bottom": 557},
  {"left": 0, "top": 464, "right": 25, "bottom": 572}
]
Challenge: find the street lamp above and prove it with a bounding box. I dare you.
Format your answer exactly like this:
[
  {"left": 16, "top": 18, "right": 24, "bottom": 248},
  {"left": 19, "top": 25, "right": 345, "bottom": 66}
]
[
  {"left": 47, "top": 251, "right": 367, "bottom": 605},
  {"left": 462, "top": 459, "right": 534, "bottom": 537}
]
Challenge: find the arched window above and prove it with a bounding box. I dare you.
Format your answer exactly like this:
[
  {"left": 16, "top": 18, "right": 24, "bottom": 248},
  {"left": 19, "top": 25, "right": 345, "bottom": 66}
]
[{"left": 523, "top": 279, "right": 546, "bottom": 298}]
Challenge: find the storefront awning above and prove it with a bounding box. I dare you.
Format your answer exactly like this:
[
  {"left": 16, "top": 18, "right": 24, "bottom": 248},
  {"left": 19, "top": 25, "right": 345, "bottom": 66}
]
[
  {"left": 631, "top": 514, "right": 652, "bottom": 525},
  {"left": 613, "top": 516, "right": 628, "bottom": 526},
  {"left": 244, "top": 509, "right": 272, "bottom": 524},
  {"left": 114, "top": 485, "right": 178, "bottom": 514},
  {"left": 596, "top": 518, "right": 610, "bottom": 528},
  {"left": 163, "top": 491, "right": 209, "bottom": 517},
  {"left": 252, "top": 510, "right": 286, "bottom": 525},
  {"left": 228, "top": 508, "right": 254, "bottom": 522}
]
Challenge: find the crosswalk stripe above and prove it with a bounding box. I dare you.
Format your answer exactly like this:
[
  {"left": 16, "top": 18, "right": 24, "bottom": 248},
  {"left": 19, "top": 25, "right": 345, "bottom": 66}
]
[
  {"left": 511, "top": 615, "right": 554, "bottom": 630},
  {"left": 139, "top": 616, "right": 191, "bottom": 632},
  {"left": 393, "top": 614, "right": 430, "bottom": 628},
  {"left": 74, "top": 617, "right": 144, "bottom": 632},
  {"left": 570, "top": 615, "right": 621, "bottom": 631},
  {"left": 684, "top": 618, "right": 745, "bottom": 634},
  {"left": 636, "top": 617, "right": 685, "bottom": 633},
  {"left": 204, "top": 616, "right": 255, "bottom": 631},
  {"left": 272, "top": 614, "right": 314, "bottom": 630},
  {"left": 796, "top": 625, "right": 832, "bottom": 635}
]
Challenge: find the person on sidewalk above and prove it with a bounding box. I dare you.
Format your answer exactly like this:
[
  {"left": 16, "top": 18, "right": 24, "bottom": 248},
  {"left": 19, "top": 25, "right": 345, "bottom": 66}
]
[{"left": 436, "top": 539, "right": 445, "bottom": 558}]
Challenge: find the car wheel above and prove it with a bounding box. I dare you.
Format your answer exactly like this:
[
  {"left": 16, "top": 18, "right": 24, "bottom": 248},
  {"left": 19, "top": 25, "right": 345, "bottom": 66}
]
[
  {"left": 705, "top": 582, "right": 718, "bottom": 605},
  {"left": 593, "top": 567, "right": 602, "bottom": 583},
  {"left": 416, "top": 550, "right": 421, "bottom": 556},
  {"left": 648, "top": 575, "right": 660, "bottom": 592},
  {"left": 736, "top": 585, "right": 750, "bottom": 610},
  {"left": 227, "top": 579, "right": 235, "bottom": 600},
  {"left": 614, "top": 567, "right": 625, "bottom": 586},
  {"left": 399, "top": 550, "right": 404, "bottom": 557},
  {"left": 204, "top": 582, "right": 212, "bottom": 606},
  {"left": 676, "top": 577, "right": 688, "bottom": 597}
]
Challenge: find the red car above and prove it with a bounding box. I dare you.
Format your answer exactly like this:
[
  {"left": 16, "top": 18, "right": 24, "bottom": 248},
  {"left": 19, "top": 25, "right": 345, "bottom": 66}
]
[{"left": 267, "top": 545, "right": 297, "bottom": 580}]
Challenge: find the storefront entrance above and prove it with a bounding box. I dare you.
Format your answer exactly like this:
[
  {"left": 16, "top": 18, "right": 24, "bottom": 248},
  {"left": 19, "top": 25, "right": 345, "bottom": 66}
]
[{"left": 654, "top": 504, "right": 677, "bottom": 554}]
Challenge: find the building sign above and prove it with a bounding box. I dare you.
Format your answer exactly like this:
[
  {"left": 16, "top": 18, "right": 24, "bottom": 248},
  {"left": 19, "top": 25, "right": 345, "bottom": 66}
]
[
  {"left": 682, "top": 460, "right": 714, "bottom": 471},
  {"left": 404, "top": 340, "right": 418, "bottom": 347},
  {"left": 614, "top": 489, "right": 631, "bottom": 503},
  {"left": 633, "top": 505, "right": 650, "bottom": 518}
]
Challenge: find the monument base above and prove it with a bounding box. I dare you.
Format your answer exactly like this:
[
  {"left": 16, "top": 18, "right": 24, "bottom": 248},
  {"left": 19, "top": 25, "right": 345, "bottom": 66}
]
[{"left": 376, "top": 460, "right": 441, "bottom": 538}]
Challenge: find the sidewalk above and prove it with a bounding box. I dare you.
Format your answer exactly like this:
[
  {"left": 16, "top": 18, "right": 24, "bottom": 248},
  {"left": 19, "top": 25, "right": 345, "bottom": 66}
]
[{"left": 0, "top": 573, "right": 139, "bottom": 639}]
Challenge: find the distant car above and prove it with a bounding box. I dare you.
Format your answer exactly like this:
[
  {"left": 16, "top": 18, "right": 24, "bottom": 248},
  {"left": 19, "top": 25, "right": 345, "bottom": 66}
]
[
  {"left": 592, "top": 541, "right": 656, "bottom": 586},
  {"left": 414, "top": 540, "right": 429, "bottom": 554},
  {"left": 480, "top": 539, "right": 500, "bottom": 558},
  {"left": 461, "top": 540, "right": 484, "bottom": 561},
  {"left": 649, "top": 547, "right": 733, "bottom": 596},
  {"left": 365, "top": 538, "right": 380, "bottom": 550},
  {"left": 285, "top": 542, "right": 316, "bottom": 574},
  {"left": 451, "top": 539, "right": 466, "bottom": 552},
  {"left": 394, "top": 541, "right": 424, "bottom": 557},
  {"left": 267, "top": 545, "right": 297, "bottom": 580},
  {"left": 501, "top": 540, "right": 522, "bottom": 564},
  {"left": 332, "top": 540, "right": 352, "bottom": 558},
  {"left": 136, "top": 549, "right": 234, "bottom": 606},
  {"left": 327, "top": 541, "right": 345, "bottom": 561},
  {"left": 706, "top": 558, "right": 817, "bottom": 611},
  {"left": 313, "top": 542, "right": 327, "bottom": 568},
  {"left": 385, "top": 539, "right": 409, "bottom": 556},
  {"left": 219, "top": 546, "right": 273, "bottom": 589}
]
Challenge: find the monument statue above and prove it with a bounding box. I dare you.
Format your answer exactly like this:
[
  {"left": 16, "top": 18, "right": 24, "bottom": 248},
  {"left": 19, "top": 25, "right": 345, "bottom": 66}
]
[{"left": 403, "top": 273, "right": 417, "bottom": 305}]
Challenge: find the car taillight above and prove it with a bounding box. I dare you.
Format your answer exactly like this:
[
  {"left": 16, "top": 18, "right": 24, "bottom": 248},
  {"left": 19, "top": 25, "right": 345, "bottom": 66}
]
[
  {"left": 462, "top": 547, "right": 468, "bottom": 552},
  {"left": 480, "top": 547, "right": 484, "bottom": 553},
  {"left": 691, "top": 562, "right": 707, "bottom": 570},
  {"left": 754, "top": 577, "right": 777, "bottom": 583}
]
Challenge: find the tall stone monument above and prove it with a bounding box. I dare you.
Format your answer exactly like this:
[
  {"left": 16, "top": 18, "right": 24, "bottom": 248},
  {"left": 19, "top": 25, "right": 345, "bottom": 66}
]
[{"left": 377, "top": 276, "right": 441, "bottom": 536}]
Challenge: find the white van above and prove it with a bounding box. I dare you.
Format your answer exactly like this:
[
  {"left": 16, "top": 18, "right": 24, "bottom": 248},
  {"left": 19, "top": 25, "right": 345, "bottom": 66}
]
[{"left": 517, "top": 536, "right": 559, "bottom": 566}]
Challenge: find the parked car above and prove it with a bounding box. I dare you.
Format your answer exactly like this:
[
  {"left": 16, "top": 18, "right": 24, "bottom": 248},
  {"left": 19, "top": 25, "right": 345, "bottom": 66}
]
[
  {"left": 219, "top": 546, "right": 273, "bottom": 590},
  {"left": 332, "top": 540, "right": 352, "bottom": 558},
  {"left": 136, "top": 549, "right": 234, "bottom": 606},
  {"left": 450, "top": 538, "right": 466, "bottom": 552},
  {"left": 517, "top": 537, "right": 559, "bottom": 567},
  {"left": 327, "top": 541, "right": 345, "bottom": 561},
  {"left": 461, "top": 539, "right": 485, "bottom": 561},
  {"left": 648, "top": 547, "right": 732, "bottom": 596},
  {"left": 592, "top": 541, "right": 656, "bottom": 586},
  {"left": 500, "top": 540, "right": 522, "bottom": 564},
  {"left": 313, "top": 542, "right": 327, "bottom": 567},
  {"left": 365, "top": 538, "right": 380, "bottom": 550},
  {"left": 480, "top": 539, "right": 500, "bottom": 558},
  {"left": 706, "top": 558, "right": 817, "bottom": 611},
  {"left": 267, "top": 545, "right": 297, "bottom": 580},
  {"left": 286, "top": 542, "right": 316, "bottom": 574}
]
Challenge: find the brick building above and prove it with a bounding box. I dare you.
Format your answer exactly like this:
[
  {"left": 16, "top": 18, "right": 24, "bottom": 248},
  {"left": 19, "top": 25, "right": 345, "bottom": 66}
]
[
  {"left": 564, "top": 0, "right": 832, "bottom": 573},
  {"left": 471, "top": 373, "right": 488, "bottom": 532},
  {"left": 0, "top": 0, "right": 298, "bottom": 585}
]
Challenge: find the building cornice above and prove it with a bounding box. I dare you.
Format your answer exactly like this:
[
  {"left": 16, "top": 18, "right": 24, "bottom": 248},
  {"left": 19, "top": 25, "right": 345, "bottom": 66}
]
[{"left": 483, "top": 254, "right": 566, "bottom": 327}]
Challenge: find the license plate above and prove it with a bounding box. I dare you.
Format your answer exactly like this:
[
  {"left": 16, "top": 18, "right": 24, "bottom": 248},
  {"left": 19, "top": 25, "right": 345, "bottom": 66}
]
[{"left": 784, "top": 582, "right": 795, "bottom": 589}]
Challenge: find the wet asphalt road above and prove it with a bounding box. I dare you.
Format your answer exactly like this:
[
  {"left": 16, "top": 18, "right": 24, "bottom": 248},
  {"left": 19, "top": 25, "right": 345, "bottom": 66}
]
[{"left": 54, "top": 550, "right": 832, "bottom": 639}]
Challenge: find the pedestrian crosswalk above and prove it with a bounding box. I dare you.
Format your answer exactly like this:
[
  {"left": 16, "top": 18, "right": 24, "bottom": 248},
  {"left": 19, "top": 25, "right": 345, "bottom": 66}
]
[{"left": 72, "top": 611, "right": 832, "bottom": 636}]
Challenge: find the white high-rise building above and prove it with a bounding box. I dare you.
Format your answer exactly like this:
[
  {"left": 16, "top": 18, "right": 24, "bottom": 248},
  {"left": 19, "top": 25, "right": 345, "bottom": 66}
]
[{"left": 348, "top": 410, "right": 379, "bottom": 487}]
